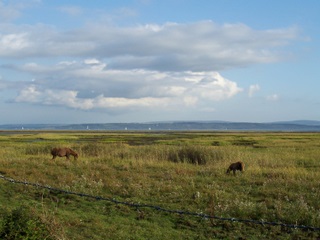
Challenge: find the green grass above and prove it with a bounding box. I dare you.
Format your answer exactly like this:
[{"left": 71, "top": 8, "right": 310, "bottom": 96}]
[{"left": 0, "top": 131, "right": 320, "bottom": 239}]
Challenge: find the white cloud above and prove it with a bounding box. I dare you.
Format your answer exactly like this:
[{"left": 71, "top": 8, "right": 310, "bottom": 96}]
[
  {"left": 14, "top": 85, "right": 172, "bottom": 110},
  {"left": 249, "top": 84, "right": 260, "bottom": 97},
  {"left": 0, "top": 21, "right": 298, "bottom": 71},
  {"left": 0, "top": 33, "right": 30, "bottom": 53},
  {"left": 188, "top": 72, "right": 242, "bottom": 101},
  {"left": 83, "top": 58, "right": 107, "bottom": 70},
  {"left": 266, "top": 94, "right": 279, "bottom": 101},
  {"left": 84, "top": 58, "right": 101, "bottom": 65},
  {"left": 0, "top": 16, "right": 300, "bottom": 118},
  {"left": 15, "top": 85, "right": 42, "bottom": 103},
  {"left": 12, "top": 61, "right": 242, "bottom": 111}
]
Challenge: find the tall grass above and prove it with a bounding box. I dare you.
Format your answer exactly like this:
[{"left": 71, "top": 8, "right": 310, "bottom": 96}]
[{"left": 0, "top": 132, "right": 320, "bottom": 239}]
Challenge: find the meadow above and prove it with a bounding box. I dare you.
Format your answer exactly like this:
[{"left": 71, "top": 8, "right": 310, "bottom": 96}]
[{"left": 0, "top": 131, "right": 320, "bottom": 239}]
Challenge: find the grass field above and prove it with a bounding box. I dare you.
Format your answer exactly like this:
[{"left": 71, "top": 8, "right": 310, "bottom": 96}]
[{"left": 0, "top": 131, "right": 320, "bottom": 239}]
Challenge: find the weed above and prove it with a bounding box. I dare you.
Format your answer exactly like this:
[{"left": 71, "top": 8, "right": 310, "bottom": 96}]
[{"left": 0, "top": 206, "right": 52, "bottom": 240}]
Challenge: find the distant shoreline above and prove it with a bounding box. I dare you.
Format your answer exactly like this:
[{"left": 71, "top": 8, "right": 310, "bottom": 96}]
[{"left": 1, "top": 120, "right": 320, "bottom": 131}]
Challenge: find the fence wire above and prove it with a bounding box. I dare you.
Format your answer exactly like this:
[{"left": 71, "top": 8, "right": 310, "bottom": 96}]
[{"left": 1, "top": 174, "right": 320, "bottom": 231}]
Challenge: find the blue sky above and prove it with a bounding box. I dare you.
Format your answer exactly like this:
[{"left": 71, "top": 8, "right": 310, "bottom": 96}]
[{"left": 0, "top": 0, "right": 319, "bottom": 124}]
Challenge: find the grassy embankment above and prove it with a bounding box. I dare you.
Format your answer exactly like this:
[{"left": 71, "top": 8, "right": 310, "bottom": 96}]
[{"left": 0, "top": 131, "right": 320, "bottom": 239}]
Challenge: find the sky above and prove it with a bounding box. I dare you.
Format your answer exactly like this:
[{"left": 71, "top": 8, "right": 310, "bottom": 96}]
[{"left": 0, "top": 0, "right": 320, "bottom": 124}]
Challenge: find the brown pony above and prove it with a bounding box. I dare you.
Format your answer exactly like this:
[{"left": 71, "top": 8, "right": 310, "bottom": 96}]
[
  {"left": 226, "top": 161, "right": 245, "bottom": 175},
  {"left": 51, "top": 147, "right": 78, "bottom": 160}
]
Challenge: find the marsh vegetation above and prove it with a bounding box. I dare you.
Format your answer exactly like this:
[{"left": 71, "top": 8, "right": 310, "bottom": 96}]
[{"left": 0, "top": 131, "right": 319, "bottom": 239}]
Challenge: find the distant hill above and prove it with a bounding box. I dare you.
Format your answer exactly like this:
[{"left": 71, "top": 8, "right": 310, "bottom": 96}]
[
  {"left": 271, "top": 120, "right": 320, "bottom": 126},
  {"left": 1, "top": 120, "right": 320, "bottom": 131}
]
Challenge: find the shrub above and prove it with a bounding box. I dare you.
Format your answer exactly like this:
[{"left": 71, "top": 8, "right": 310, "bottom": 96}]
[
  {"left": 167, "top": 145, "right": 209, "bottom": 165},
  {"left": 0, "top": 206, "right": 52, "bottom": 240}
]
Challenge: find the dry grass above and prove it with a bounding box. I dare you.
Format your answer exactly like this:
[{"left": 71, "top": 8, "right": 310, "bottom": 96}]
[{"left": 0, "top": 131, "right": 320, "bottom": 239}]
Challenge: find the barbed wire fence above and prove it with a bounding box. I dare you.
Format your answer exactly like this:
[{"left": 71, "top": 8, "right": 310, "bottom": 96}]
[{"left": 1, "top": 173, "right": 320, "bottom": 232}]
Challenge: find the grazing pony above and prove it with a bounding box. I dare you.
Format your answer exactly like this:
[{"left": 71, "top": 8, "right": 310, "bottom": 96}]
[
  {"left": 226, "top": 161, "right": 245, "bottom": 175},
  {"left": 51, "top": 147, "right": 78, "bottom": 160}
]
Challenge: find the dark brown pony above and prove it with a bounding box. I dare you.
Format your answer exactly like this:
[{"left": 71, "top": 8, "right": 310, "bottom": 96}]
[
  {"left": 226, "top": 161, "right": 245, "bottom": 175},
  {"left": 51, "top": 147, "right": 78, "bottom": 160}
]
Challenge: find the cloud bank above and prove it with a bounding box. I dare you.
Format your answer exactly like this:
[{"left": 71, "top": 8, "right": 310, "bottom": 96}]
[
  {"left": 0, "top": 9, "right": 299, "bottom": 113},
  {"left": 12, "top": 60, "right": 242, "bottom": 111},
  {"left": 1, "top": 21, "right": 298, "bottom": 71}
]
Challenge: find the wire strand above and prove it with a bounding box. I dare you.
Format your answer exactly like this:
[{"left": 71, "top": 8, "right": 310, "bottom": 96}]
[{"left": 1, "top": 174, "right": 319, "bottom": 231}]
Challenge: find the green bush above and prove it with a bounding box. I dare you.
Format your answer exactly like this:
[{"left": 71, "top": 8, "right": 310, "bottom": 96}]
[
  {"left": 0, "top": 206, "right": 51, "bottom": 240},
  {"left": 167, "top": 145, "right": 210, "bottom": 165}
]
